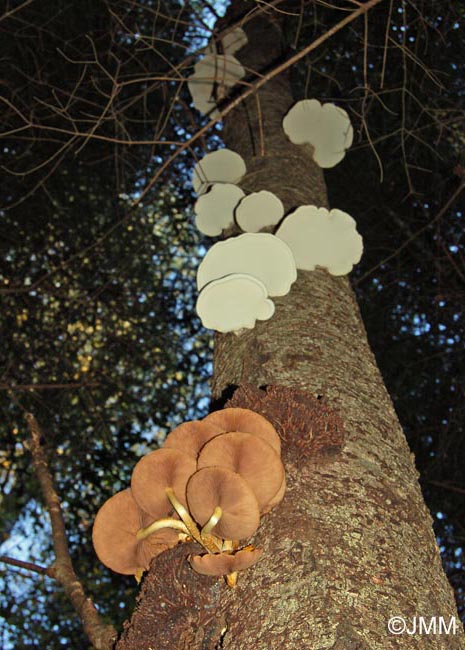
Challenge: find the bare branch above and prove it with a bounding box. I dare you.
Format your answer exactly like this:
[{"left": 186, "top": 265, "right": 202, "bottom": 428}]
[{"left": 25, "top": 413, "right": 117, "bottom": 650}]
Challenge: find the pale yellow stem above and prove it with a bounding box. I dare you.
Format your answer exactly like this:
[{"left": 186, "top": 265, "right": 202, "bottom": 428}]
[
  {"left": 136, "top": 517, "right": 189, "bottom": 540},
  {"left": 165, "top": 487, "right": 220, "bottom": 553},
  {"left": 201, "top": 506, "right": 222, "bottom": 536}
]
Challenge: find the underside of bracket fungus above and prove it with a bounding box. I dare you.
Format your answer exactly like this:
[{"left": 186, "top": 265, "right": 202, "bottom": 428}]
[
  {"left": 92, "top": 408, "right": 285, "bottom": 586},
  {"left": 197, "top": 233, "right": 297, "bottom": 296},
  {"left": 235, "top": 190, "right": 285, "bottom": 233},
  {"left": 192, "top": 149, "right": 246, "bottom": 195},
  {"left": 194, "top": 183, "right": 245, "bottom": 236},
  {"left": 187, "top": 52, "right": 245, "bottom": 116},
  {"left": 282, "top": 99, "right": 353, "bottom": 168},
  {"left": 92, "top": 489, "right": 179, "bottom": 575},
  {"left": 196, "top": 273, "right": 275, "bottom": 333},
  {"left": 276, "top": 205, "right": 363, "bottom": 275}
]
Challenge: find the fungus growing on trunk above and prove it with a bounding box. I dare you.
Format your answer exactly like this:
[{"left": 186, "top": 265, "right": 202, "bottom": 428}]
[
  {"left": 194, "top": 183, "right": 245, "bottom": 236},
  {"left": 197, "top": 431, "right": 284, "bottom": 513},
  {"left": 282, "top": 99, "right": 353, "bottom": 168},
  {"left": 92, "top": 489, "right": 179, "bottom": 576},
  {"left": 192, "top": 149, "right": 246, "bottom": 195},
  {"left": 189, "top": 546, "right": 263, "bottom": 577},
  {"left": 196, "top": 233, "right": 297, "bottom": 297},
  {"left": 202, "top": 407, "right": 281, "bottom": 455},
  {"left": 186, "top": 466, "right": 260, "bottom": 540},
  {"left": 276, "top": 205, "right": 363, "bottom": 275},
  {"left": 235, "top": 190, "right": 285, "bottom": 233},
  {"left": 131, "top": 448, "right": 196, "bottom": 516},
  {"left": 187, "top": 53, "right": 245, "bottom": 117},
  {"left": 162, "top": 419, "right": 225, "bottom": 459},
  {"left": 196, "top": 273, "right": 275, "bottom": 333}
]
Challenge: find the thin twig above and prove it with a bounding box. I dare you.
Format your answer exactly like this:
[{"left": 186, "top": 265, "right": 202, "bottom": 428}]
[
  {"left": 355, "top": 180, "right": 465, "bottom": 285},
  {"left": 25, "top": 413, "right": 117, "bottom": 650},
  {"left": 0, "top": 555, "right": 55, "bottom": 577},
  {"left": 135, "top": 0, "right": 385, "bottom": 205}
]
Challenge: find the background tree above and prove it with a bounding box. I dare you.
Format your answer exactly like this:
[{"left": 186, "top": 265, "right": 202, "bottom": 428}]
[{"left": 0, "top": 0, "right": 464, "bottom": 647}]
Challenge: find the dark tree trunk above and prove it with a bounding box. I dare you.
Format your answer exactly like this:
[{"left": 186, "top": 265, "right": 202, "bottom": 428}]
[{"left": 115, "top": 5, "right": 464, "bottom": 649}]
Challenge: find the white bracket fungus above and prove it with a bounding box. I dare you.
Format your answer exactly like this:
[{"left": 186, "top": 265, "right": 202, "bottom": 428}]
[
  {"left": 197, "top": 233, "right": 297, "bottom": 296},
  {"left": 195, "top": 183, "right": 245, "bottom": 236},
  {"left": 187, "top": 77, "right": 218, "bottom": 117},
  {"left": 188, "top": 53, "right": 245, "bottom": 116},
  {"left": 235, "top": 190, "right": 285, "bottom": 233},
  {"left": 196, "top": 273, "right": 274, "bottom": 332},
  {"left": 282, "top": 99, "right": 353, "bottom": 168},
  {"left": 207, "top": 27, "right": 248, "bottom": 56},
  {"left": 192, "top": 149, "right": 246, "bottom": 195},
  {"left": 276, "top": 205, "right": 363, "bottom": 276}
]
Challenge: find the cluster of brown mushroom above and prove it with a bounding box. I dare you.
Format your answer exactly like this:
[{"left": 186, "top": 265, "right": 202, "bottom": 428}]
[{"left": 92, "top": 408, "right": 285, "bottom": 586}]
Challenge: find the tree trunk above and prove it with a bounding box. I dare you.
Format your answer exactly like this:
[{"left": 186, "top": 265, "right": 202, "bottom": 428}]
[{"left": 115, "top": 5, "right": 464, "bottom": 649}]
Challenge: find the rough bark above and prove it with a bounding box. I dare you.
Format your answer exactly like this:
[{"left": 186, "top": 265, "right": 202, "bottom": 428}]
[{"left": 115, "top": 4, "right": 464, "bottom": 649}]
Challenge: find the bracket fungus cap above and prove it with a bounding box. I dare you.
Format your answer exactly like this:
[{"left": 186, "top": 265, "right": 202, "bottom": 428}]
[
  {"left": 196, "top": 273, "right": 275, "bottom": 333},
  {"left": 92, "top": 489, "right": 178, "bottom": 575},
  {"left": 187, "top": 466, "right": 260, "bottom": 540},
  {"left": 197, "top": 233, "right": 297, "bottom": 297},
  {"left": 282, "top": 99, "right": 353, "bottom": 168},
  {"left": 197, "top": 431, "right": 284, "bottom": 513},
  {"left": 193, "top": 53, "right": 245, "bottom": 89},
  {"left": 163, "top": 419, "right": 225, "bottom": 459},
  {"left": 192, "top": 149, "right": 246, "bottom": 195},
  {"left": 202, "top": 407, "right": 281, "bottom": 455},
  {"left": 235, "top": 190, "right": 285, "bottom": 233},
  {"left": 207, "top": 27, "right": 248, "bottom": 56},
  {"left": 194, "top": 183, "right": 245, "bottom": 236},
  {"left": 131, "top": 448, "right": 197, "bottom": 518},
  {"left": 189, "top": 547, "right": 263, "bottom": 576},
  {"left": 187, "top": 76, "right": 218, "bottom": 117},
  {"left": 276, "top": 205, "right": 363, "bottom": 275}
]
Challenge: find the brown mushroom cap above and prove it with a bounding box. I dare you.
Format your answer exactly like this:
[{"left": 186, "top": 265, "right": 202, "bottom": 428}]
[
  {"left": 202, "top": 408, "right": 281, "bottom": 455},
  {"left": 189, "top": 547, "right": 263, "bottom": 576},
  {"left": 92, "top": 488, "right": 178, "bottom": 575},
  {"left": 186, "top": 467, "right": 260, "bottom": 540},
  {"left": 131, "top": 448, "right": 197, "bottom": 517},
  {"left": 197, "top": 431, "right": 284, "bottom": 513},
  {"left": 163, "top": 419, "right": 223, "bottom": 459},
  {"left": 261, "top": 474, "right": 286, "bottom": 514}
]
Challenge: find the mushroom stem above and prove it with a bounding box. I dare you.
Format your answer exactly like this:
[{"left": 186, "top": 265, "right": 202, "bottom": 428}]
[
  {"left": 201, "top": 506, "right": 222, "bottom": 536},
  {"left": 226, "top": 571, "right": 238, "bottom": 588},
  {"left": 165, "top": 487, "right": 220, "bottom": 553},
  {"left": 136, "top": 517, "right": 189, "bottom": 540}
]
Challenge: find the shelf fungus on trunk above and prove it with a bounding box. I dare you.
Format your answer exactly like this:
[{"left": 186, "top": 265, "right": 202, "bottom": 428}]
[{"left": 92, "top": 408, "right": 286, "bottom": 587}]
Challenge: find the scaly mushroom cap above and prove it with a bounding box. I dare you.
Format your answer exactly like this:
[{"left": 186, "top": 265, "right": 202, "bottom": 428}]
[
  {"left": 187, "top": 467, "right": 260, "bottom": 540},
  {"left": 202, "top": 407, "right": 281, "bottom": 455},
  {"left": 92, "top": 488, "right": 178, "bottom": 575},
  {"left": 197, "top": 431, "right": 284, "bottom": 513},
  {"left": 163, "top": 419, "right": 224, "bottom": 460},
  {"left": 131, "top": 448, "right": 197, "bottom": 517},
  {"left": 189, "top": 547, "right": 263, "bottom": 576}
]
